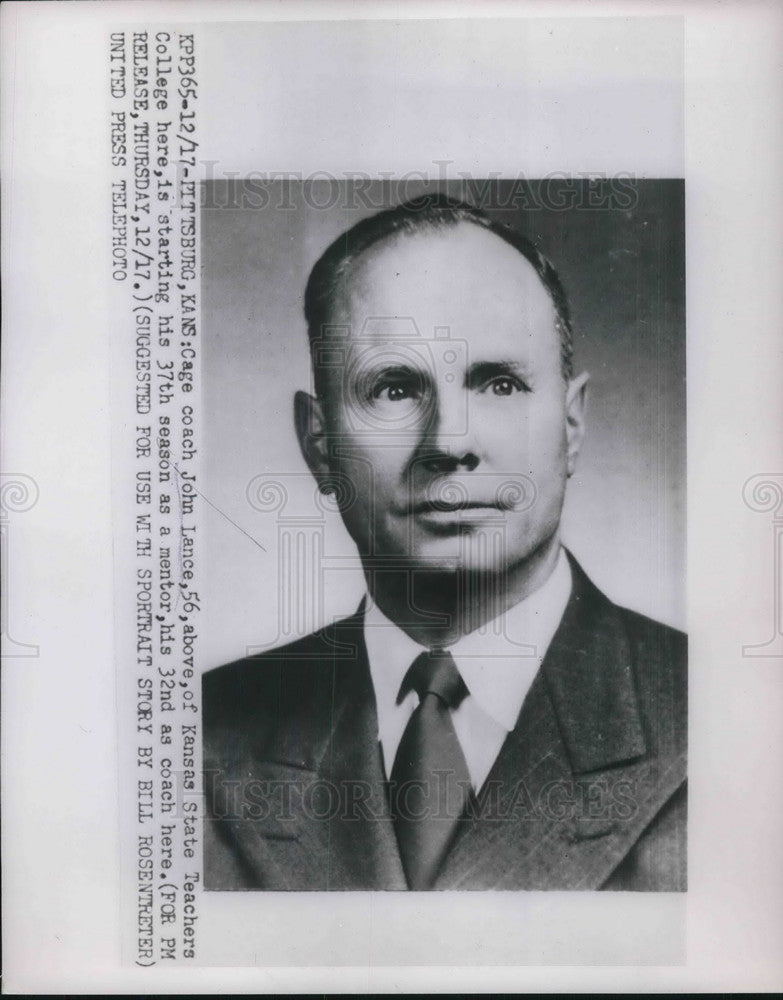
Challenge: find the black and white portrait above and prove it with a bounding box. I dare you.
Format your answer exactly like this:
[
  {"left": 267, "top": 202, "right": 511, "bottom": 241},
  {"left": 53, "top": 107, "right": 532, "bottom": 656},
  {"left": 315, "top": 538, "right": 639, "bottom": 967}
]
[{"left": 200, "top": 179, "right": 686, "bottom": 892}]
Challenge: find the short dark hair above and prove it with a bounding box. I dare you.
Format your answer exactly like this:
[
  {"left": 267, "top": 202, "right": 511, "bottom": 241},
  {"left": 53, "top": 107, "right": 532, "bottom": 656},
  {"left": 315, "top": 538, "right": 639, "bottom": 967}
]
[{"left": 304, "top": 193, "right": 574, "bottom": 395}]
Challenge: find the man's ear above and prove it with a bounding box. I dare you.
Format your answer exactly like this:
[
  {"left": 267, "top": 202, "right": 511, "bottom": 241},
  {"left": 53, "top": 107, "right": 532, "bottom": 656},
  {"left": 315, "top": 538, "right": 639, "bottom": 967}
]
[
  {"left": 564, "top": 371, "right": 589, "bottom": 478},
  {"left": 294, "top": 390, "right": 333, "bottom": 490}
]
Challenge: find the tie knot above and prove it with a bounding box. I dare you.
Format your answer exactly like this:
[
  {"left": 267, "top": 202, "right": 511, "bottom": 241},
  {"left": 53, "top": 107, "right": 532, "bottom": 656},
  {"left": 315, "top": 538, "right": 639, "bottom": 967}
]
[{"left": 398, "top": 649, "right": 468, "bottom": 710}]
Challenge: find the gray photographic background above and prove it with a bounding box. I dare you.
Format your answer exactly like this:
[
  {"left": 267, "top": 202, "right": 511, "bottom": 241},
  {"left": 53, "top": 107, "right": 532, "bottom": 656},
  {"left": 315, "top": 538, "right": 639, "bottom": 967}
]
[{"left": 200, "top": 179, "right": 685, "bottom": 668}]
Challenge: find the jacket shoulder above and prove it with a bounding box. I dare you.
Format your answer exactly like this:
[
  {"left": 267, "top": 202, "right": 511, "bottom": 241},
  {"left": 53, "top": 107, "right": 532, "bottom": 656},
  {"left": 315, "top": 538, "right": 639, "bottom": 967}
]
[
  {"left": 618, "top": 604, "right": 686, "bottom": 661},
  {"left": 615, "top": 603, "right": 687, "bottom": 752},
  {"left": 201, "top": 618, "right": 362, "bottom": 728},
  {"left": 567, "top": 552, "right": 687, "bottom": 701},
  {"left": 203, "top": 625, "right": 330, "bottom": 681},
  {"left": 617, "top": 605, "right": 687, "bottom": 682}
]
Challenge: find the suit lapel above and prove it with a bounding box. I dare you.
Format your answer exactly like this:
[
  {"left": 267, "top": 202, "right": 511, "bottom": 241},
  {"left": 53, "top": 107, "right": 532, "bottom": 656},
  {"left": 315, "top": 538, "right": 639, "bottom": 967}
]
[
  {"left": 238, "top": 612, "right": 406, "bottom": 890},
  {"left": 435, "top": 556, "right": 685, "bottom": 890},
  {"left": 311, "top": 622, "right": 407, "bottom": 890}
]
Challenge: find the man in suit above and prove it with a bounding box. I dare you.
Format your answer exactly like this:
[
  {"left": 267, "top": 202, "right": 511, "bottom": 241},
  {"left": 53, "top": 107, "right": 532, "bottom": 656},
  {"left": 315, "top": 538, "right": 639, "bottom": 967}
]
[{"left": 203, "top": 195, "right": 686, "bottom": 891}]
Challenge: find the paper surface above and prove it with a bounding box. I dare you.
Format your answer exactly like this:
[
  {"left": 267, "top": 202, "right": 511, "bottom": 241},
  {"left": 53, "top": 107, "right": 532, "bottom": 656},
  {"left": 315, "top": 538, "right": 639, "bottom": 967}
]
[{"left": 2, "top": 0, "right": 782, "bottom": 992}]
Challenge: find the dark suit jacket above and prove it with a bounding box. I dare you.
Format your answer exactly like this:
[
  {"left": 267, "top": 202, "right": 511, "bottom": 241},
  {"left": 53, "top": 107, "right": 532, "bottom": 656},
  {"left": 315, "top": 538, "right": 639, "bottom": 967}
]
[{"left": 202, "top": 555, "right": 686, "bottom": 891}]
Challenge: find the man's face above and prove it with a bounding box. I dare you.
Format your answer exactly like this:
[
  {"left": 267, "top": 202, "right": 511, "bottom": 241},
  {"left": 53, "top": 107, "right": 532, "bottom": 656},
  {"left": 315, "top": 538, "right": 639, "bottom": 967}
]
[{"left": 299, "top": 222, "right": 587, "bottom": 577}]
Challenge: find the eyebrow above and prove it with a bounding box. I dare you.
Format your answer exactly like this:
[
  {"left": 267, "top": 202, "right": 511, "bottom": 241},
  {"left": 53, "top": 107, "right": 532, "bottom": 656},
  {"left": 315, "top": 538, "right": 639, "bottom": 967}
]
[
  {"left": 360, "top": 362, "right": 423, "bottom": 380},
  {"left": 464, "top": 360, "right": 533, "bottom": 388}
]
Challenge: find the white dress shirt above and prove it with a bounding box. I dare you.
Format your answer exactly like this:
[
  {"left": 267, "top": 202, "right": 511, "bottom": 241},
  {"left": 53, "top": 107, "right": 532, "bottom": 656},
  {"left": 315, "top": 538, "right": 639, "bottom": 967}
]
[{"left": 363, "top": 547, "right": 572, "bottom": 793}]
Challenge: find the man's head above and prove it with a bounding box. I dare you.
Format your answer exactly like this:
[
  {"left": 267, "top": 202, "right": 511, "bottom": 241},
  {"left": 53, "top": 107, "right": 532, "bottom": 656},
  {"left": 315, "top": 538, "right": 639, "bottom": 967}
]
[{"left": 295, "top": 194, "right": 589, "bottom": 587}]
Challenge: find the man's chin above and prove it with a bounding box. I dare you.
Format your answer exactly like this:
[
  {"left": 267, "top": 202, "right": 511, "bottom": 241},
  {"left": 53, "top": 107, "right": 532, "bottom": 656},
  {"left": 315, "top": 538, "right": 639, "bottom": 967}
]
[{"left": 402, "top": 536, "right": 513, "bottom": 575}]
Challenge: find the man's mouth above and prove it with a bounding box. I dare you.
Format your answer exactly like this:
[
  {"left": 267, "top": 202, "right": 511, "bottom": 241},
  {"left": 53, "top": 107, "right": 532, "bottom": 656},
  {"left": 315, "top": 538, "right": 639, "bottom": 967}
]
[{"left": 409, "top": 499, "right": 503, "bottom": 515}]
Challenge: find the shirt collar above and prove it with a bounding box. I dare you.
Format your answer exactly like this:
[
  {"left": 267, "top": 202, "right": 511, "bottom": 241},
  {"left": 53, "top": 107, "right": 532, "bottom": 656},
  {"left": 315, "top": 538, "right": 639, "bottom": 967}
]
[{"left": 363, "top": 548, "right": 572, "bottom": 733}]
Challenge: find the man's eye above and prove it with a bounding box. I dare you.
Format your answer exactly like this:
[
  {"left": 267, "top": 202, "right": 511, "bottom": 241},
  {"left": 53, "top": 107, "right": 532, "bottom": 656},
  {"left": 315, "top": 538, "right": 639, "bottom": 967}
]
[
  {"left": 372, "top": 381, "right": 418, "bottom": 402},
  {"left": 486, "top": 376, "right": 524, "bottom": 396}
]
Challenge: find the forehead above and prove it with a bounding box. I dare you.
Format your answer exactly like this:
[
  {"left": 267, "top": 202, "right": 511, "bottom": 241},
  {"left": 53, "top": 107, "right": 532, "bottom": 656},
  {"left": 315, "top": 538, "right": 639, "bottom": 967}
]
[{"left": 336, "top": 222, "right": 559, "bottom": 360}]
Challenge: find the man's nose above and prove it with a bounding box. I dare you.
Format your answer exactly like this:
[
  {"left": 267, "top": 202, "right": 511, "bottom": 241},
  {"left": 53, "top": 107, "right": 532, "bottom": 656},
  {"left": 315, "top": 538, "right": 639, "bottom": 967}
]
[{"left": 419, "top": 386, "right": 479, "bottom": 473}]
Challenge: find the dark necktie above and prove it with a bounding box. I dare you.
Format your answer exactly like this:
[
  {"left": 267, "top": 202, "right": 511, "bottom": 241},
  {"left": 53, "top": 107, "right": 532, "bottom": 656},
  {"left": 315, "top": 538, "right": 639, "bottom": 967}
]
[{"left": 389, "top": 649, "right": 471, "bottom": 890}]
